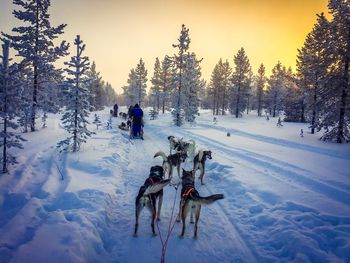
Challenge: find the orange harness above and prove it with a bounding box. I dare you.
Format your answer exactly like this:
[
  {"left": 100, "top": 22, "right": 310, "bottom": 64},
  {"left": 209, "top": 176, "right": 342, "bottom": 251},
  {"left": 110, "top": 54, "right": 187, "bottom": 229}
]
[{"left": 182, "top": 187, "right": 194, "bottom": 199}]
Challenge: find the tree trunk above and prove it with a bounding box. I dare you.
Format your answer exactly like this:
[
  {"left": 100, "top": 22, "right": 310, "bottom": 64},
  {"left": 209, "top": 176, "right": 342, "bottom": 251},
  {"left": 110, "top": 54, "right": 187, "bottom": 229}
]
[
  {"left": 235, "top": 84, "right": 241, "bottom": 118},
  {"left": 337, "top": 56, "right": 349, "bottom": 143},
  {"left": 31, "top": 2, "right": 40, "bottom": 132},
  {"left": 311, "top": 77, "right": 318, "bottom": 134}
]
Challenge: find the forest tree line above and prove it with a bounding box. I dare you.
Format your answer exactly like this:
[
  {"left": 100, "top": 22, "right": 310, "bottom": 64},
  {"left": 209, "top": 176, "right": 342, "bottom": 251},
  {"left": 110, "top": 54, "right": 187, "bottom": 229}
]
[{"left": 122, "top": 0, "right": 349, "bottom": 143}]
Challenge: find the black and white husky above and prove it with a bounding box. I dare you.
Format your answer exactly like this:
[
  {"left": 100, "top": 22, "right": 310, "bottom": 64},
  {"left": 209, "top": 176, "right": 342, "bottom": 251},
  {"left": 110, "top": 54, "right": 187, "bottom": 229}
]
[
  {"left": 178, "top": 169, "right": 224, "bottom": 238},
  {"left": 134, "top": 166, "right": 170, "bottom": 236},
  {"left": 193, "top": 150, "right": 212, "bottom": 185}
]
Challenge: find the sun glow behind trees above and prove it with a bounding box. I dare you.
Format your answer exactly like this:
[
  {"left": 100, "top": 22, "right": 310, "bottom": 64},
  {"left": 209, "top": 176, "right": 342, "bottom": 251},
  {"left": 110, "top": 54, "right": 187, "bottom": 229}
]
[{"left": 0, "top": 0, "right": 329, "bottom": 92}]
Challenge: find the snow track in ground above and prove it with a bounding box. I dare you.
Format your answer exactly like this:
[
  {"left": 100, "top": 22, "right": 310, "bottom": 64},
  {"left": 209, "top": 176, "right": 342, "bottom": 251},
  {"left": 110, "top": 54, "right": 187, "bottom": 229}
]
[{"left": 1, "top": 110, "right": 349, "bottom": 263}]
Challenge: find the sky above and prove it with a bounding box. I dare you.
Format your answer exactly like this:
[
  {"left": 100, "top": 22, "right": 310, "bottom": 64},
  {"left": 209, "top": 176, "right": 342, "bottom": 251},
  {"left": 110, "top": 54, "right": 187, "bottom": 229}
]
[{"left": 0, "top": 0, "right": 329, "bottom": 93}]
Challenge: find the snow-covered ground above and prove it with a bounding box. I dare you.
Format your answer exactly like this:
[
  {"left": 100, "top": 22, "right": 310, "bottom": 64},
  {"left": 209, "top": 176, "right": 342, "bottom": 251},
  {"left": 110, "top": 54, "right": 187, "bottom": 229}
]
[{"left": 0, "top": 108, "right": 349, "bottom": 263}]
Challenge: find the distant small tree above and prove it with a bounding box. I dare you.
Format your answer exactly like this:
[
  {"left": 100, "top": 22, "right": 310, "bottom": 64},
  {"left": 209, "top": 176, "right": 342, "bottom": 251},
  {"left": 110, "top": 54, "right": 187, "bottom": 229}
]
[{"left": 255, "top": 64, "right": 266, "bottom": 117}]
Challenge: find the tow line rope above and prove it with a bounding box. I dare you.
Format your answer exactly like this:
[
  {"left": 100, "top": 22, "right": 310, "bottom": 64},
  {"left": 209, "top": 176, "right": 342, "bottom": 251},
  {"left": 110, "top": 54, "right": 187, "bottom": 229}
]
[{"left": 155, "top": 185, "right": 179, "bottom": 263}]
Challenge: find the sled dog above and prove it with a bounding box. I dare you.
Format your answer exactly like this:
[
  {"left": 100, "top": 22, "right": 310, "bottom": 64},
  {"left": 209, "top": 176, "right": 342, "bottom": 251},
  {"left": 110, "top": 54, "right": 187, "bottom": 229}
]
[
  {"left": 167, "top": 136, "right": 196, "bottom": 160},
  {"left": 134, "top": 165, "right": 170, "bottom": 236},
  {"left": 178, "top": 169, "right": 224, "bottom": 238},
  {"left": 193, "top": 150, "right": 212, "bottom": 185},
  {"left": 154, "top": 151, "right": 187, "bottom": 179}
]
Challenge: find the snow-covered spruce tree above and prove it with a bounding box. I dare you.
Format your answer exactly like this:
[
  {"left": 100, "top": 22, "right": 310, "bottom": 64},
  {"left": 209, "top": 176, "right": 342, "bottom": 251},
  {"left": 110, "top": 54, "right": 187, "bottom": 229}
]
[
  {"left": 16, "top": 68, "right": 32, "bottom": 132},
  {"left": 134, "top": 58, "right": 148, "bottom": 107},
  {"left": 150, "top": 57, "right": 162, "bottom": 112},
  {"left": 229, "top": 48, "right": 252, "bottom": 118},
  {"left": 171, "top": 24, "right": 190, "bottom": 126},
  {"left": 297, "top": 14, "right": 331, "bottom": 134},
  {"left": 283, "top": 68, "right": 305, "bottom": 122},
  {"left": 103, "top": 82, "right": 117, "bottom": 107},
  {"left": 124, "top": 59, "right": 147, "bottom": 107},
  {"left": 160, "top": 56, "right": 173, "bottom": 114},
  {"left": 255, "top": 64, "right": 266, "bottom": 117},
  {"left": 58, "top": 35, "right": 93, "bottom": 152},
  {"left": 266, "top": 62, "right": 286, "bottom": 118},
  {"left": 123, "top": 68, "right": 138, "bottom": 106},
  {"left": 318, "top": 0, "right": 350, "bottom": 143},
  {"left": 86, "top": 61, "right": 101, "bottom": 111},
  {"left": 209, "top": 59, "right": 232, "bottom": 115},
  {"left": 0, "top": 39, "right": 25, "bottom": 173},
  {"left": 182, "top": 52, "right": 203, "bottom": 123},
  {"left": 2, "top": 0, "right": 69, "bottom": 132}
]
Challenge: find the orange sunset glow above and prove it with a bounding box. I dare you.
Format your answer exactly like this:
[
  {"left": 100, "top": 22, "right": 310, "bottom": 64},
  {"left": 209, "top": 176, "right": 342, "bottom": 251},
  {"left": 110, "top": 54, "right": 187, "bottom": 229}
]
[{"left": 0, "top": 0, "right": 328, "bottom": 92}]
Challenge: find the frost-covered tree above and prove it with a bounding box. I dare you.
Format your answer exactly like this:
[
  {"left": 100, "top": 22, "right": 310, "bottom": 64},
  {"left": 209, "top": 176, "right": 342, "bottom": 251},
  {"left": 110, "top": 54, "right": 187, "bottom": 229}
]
[
  {"left": 86, "top": 61, "right": 102, "bottom": 111},
  {"left": 230, "top": 48, "right": 252, "bottom": 118},
  {"left": 58, "top": 35, "right": 93, "bottom": 152},
  {"left": 2, "top": 0, "right": 69, "bottom": 132},
  {"left": 134, "top": 58, "right": 147, "bottom": 107},
  {"left": 283, "top": 68, "right": 305, "bottom": 122},
  {"left": 182, "top": 52, "right": 203, "bottom": 123},
  {"left": 160, "top": 56, "right": 173, "bottom": 114},
  {"left": 266, "top": 62, "right": 286, "bottom": 117},
  {"left": 150, "top": 57, "right": 162, "bottom": 112},
  {"left": 123, "top": 69, "right": 138, "bottom": 106},
  {"left": 209, "top": 59, "right": 232, "bottom": 115},
  {"left": 297, "top": 14, "right": 331, "bottom": 133},
  {"left": 171, "top": 24, "right": 190, "bottom": 126},
  {"left": 255, "top": 64, "right": 266, "bottom": 117},
  {"left": 124, "top": 59, "right": 147, "bottom": 107},
  {"left": 0, "top": 40, "right": 25, "bottom": 173},
  {"left": 318, "top": 0, "right": 350, "bottom": 143}
]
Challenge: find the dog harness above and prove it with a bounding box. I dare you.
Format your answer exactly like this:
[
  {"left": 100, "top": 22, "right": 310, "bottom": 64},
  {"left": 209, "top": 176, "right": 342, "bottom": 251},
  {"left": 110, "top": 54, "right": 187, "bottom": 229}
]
[{"left": 182, "top": 187, "right": 194, "bottom": 200}]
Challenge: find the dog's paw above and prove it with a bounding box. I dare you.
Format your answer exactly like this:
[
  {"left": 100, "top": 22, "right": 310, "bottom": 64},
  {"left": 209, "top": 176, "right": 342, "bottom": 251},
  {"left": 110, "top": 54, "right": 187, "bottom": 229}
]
[
  {"left": 179, "top": 234, "right": 184, "bottom": 239},
  {"left": 152, "top": 232, "right": 158, "bottom": 237},
  {"left": 133, "top": 233, "right": 138, "bottom": 238}
]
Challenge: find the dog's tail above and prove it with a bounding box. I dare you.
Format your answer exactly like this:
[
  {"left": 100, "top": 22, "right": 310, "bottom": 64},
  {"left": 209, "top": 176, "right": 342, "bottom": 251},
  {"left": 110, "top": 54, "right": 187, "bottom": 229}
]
[
  {"left": 192, "top": 193, "right": 224, "bottom": 205},
  {"left": 154, "top": 151, "right": 167, "bottom": 161},
  {"left": 144, "top": 179, "right": 171, "bottom": 195},
  {"left": 198, "top": 149, "right": 204, "bottom": 161}
]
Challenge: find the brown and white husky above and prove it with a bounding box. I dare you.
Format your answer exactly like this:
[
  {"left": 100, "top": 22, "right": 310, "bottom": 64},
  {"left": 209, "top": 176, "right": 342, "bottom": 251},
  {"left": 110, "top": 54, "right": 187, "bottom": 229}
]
[{"left": 178, "top": 169, "right": 224, "bottom": 238}]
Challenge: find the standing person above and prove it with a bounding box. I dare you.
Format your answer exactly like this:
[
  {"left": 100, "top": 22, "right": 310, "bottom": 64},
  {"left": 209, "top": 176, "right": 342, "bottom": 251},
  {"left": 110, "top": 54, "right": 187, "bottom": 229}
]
[
  {"left": 128, "top": 105, "right": 133, "bottom": 119},
  {"left": 113, "top": 103, "right": 119, "bottom": 117},
  {"left": 131, "top": 104, "right": 144, "bottom": 139}
]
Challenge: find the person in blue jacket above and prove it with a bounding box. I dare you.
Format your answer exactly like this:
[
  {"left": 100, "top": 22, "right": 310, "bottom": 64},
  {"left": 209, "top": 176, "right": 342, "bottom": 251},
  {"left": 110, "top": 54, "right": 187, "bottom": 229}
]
[{"left": 131, "top": 104, "right": 144, "bottom": 139}]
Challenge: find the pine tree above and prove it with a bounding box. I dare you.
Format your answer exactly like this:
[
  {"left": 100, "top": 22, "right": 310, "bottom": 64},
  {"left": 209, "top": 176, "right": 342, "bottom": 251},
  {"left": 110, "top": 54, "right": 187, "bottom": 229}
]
[
  {"left": 266, "top": 62, "right": 286, "bottom": 118},
  {"left": 283, "top": 68, "right": 305, "bottom": 122},
  {"left": 320, "top": 0, "right": 350, "bottom": 143},
  {"left": 171, "top": 24, "right": 190, "bottom": 126},
  {"left": 86, "top": 61, "right": 103, "bottom": 111},
  {"left": 93, "top": 114, "right": 102, "bottom": 130},
  {"left": 230, "top": 48, "right": 252, "bottom": 118},
  {"left": 160, "top": 56, "right": 173, "bottom": 114},
  {"left": 150, "top": 57, "right": 162, "bottom": 112},
  {"left": 255, "top": 64, "right": 266, "bottom": 117},
  {"left": 58, "top": 35, "right": 93, "bottom": 152},
  {"left": 297, "top": 14, "right": 331, "bottom": 134},
  {"left": 123, "top": 68, "right": 138, "bottom": 106},
  {"left": 0, "top": 39, "right": 25, "bottom": 173},
  {"left": 2, "top": 0, "right": 69, "bottom": 132},
  {"left": 134, "top": 58, "right": 148, "bottom": 107},
  {"left": 182, "top": 52, "right": 202, "bottom": 123}
]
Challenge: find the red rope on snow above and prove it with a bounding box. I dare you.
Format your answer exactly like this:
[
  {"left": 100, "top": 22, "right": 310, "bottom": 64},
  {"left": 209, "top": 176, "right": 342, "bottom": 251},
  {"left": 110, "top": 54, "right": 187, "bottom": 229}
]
[{"left": 155, "top": 185, "right": 179, "bottom": 263}]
